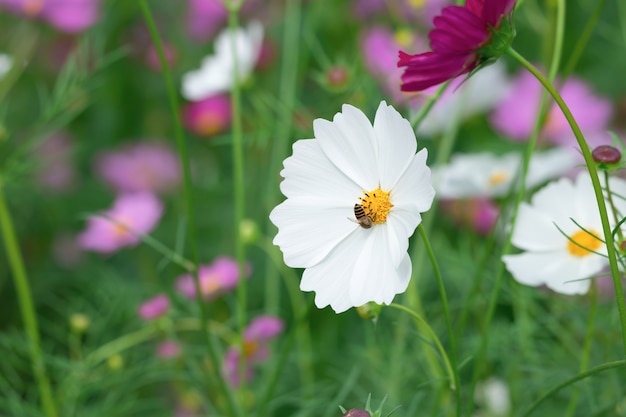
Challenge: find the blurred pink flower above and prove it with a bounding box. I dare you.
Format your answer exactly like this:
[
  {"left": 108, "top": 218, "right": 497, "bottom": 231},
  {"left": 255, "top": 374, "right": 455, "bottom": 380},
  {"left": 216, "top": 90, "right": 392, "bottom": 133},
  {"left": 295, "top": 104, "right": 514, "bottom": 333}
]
[
  {"left": 223, "top": 315, "right": 284, "bottom": 387},
  {"left": 95, "top": 141, "right": 181, "bottom": 194},
  {"left": 182, "top": 94, "right": 232, "bottom": 137},
  {"left": 0, "top": 0, "right": 100, "bottom": 33},
  {"left": 156, "top": 340, "right": 181, "bottom": 359},
  {"left": 440, "top": 198, "right": 499, "bottom": 235},
  {"left": 137, "top": 293, "right": 170, "bottom": 320},
  {"left": 34, "top": 132, "right": 76, "bottom": 193},
  {"left": 185, "top": 0, "right": 262, "bottom": 42},
  {"left": 490, "top": 70, "right": 613, "bottom": 148},
  {"left": 77, "top": 193, "right": 164, "bottom": 254},
  {"left": 361, "top": 27, "right": 426, "bottom": 104},
  {"left": 175, "top": 257, "right": 250, "bottom": 301}
]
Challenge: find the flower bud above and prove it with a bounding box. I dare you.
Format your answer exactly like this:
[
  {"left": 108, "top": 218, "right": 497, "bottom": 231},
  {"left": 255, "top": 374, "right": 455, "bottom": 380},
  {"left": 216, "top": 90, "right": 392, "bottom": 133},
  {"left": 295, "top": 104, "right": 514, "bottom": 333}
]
[
  {"left": 326, "top": 66, "right": 350, "bottom": 89},
  {"left": 107, "top": 354, "right": 124, "bottom": 370},
  {"left": 69, "top": 313, "right": 90, "bottom": 334},
  {"left": 356, "top": 302, "right": 381, "bottom": 321},
  {"left": 239, "top": 219, "right": 260, "bottom": 244},
  {"left": 592, "top": 145, "right": 621, "bottom": 165},
  {"left": 342, "top": 409, "right": 371, "bottom": 417}
]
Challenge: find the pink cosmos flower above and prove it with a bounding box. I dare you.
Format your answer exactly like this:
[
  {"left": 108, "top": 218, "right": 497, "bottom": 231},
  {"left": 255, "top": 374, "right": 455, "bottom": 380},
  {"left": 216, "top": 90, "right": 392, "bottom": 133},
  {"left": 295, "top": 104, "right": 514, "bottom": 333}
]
[
  {"left": 175, "top": 257, "right": 250, "bottom": 301},
  {"left": 223, "top": 315, "right": 284, "bottom": 387},
  {"left": 0, "top": 0, "right": 100, "bottom": 33},
  {"left": 182, "top": 94, "right": 232, "bottom": 137},
  {"left": 77, "top": 193, "right": 164, "bottom": 254},
  {"left": 95, "top": 141, "right": 181, "bottom": 194},
  {"left": 490, "top": 70, "right": 613, "bottom": 148},
  {"left": 137, "top": 294, "right": 170, "bottom": 320},
  {"left": 156, "top": 340, "right": 181, "bottom": 359},
  {"left": 440, "top": 198, "right": 499, "bottom": 235},
  {"left": 398, "top": 0, "right": 516, "bottom": 92}
]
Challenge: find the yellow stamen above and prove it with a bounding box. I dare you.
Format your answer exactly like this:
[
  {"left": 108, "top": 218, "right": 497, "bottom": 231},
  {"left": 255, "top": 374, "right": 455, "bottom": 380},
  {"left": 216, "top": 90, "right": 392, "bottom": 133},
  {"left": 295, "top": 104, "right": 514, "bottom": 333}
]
[
  {"left": 394, "top": 29, "right": 414, "bottom": 49},
  {"left": 359, "top": 187, "right": 393, "bottom": 224},
  {"left": 408, "top": 0, "right": 425, "bottom": 9},
  {"left": 567, "top": 229, "right": 602, "bottom": 257},
  {"left": 489, "top": 171, "right": 509, "bottom": 186}
]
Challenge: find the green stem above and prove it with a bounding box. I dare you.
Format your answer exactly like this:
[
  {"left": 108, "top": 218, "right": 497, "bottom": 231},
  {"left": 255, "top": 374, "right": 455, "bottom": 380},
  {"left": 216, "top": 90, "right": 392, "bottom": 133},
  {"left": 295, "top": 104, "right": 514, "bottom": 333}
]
[
  {"left": 507, "top": 46, "right": 626, "bottom": 357},
  {"left": 387, "top": 304, "right": 456, "bottom": 391},
  {"left": 417, "top": 225, "right": 461, "bottom": 414},
  {"left": 561, "top": 0, "right": 607, "bottom": 78},
  {"left": 565, "top": 285, "right": 597, "bottom": 417},
  {"left": 138, "top": 3, "right": 241, "bottom": 416},
  {"left": 521, "top": 360, "right": 626, "bottom": 417},
  {"left": 0, "top": 176, "right": 58, "bottom": 417}
]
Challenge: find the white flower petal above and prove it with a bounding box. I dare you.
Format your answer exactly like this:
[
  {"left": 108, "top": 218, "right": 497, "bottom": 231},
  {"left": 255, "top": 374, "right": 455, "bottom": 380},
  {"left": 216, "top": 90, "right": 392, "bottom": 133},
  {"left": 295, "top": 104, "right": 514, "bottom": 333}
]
[
  {"left": 511, "top": 203, "right": 565, "bottom": 251},
  {"left": 373, "top": 101, "right": 417, "bottom": 190},
  {"left": 350, "top": 226, "right": 408, "bottom": 307},
  {"left": 529, "top": 176, "right": 580, "bottom": 229},
  {"left": 270, "top": 200, "right": 356, "bottom": 268},
  {"left": 314, "top": 104, "right": 379, "bottom": 190},
  {"left": 300, "top": 229, "right": 365, "bottom": 313},
  {"left": 390, "top": 149, "right": 435, "bottom": 213},
  {"left": 279, "top": 139, "right": 360, "bottom": 205}
]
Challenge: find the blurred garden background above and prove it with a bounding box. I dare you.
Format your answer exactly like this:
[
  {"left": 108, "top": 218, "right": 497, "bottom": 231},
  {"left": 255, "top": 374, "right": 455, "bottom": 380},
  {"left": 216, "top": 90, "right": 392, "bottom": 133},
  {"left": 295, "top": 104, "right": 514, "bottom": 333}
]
[{"left": 1, "top": 0, "right": 626, "bottom": 416}]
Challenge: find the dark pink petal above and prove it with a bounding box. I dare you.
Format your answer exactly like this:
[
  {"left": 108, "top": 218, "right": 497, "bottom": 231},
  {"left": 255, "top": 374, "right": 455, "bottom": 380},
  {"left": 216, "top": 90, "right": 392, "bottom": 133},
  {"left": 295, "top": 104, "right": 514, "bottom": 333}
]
[
  {"left": 400, "top": 53, "right": 475, "bottom": 91},
  {"left": 465, "top": 0, "right": 486, "bottom": 17},
  {"left": 430, "top": 7, "right": 489, "bottom": 52},
  {"left": 480, "top": 0, "right": 517, "bottom": 27}
]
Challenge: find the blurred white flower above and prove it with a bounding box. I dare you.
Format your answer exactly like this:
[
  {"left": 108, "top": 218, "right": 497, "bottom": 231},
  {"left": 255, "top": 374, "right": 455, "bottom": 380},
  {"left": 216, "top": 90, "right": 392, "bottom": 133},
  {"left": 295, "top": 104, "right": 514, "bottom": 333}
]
[
  {"left": 474, "top": 377, "right": 511, "bottom": 417},
  {"left": 434, "top": 147, "right": 578, "bottom": 199},
  {"left": 270, "top": 101, "right": 435, "bottom": 313},
  {"left": 415, "top": 62, "right": 511, "bottom": 137},
  {"left": 181, "top": 21, "right": 263, "bottom": 101},
  {"left": 0, "top": 53, "right": 13, "bottom": 78},
  {"left": 502, "top": 172, "right": 626, "bottom": 295}
]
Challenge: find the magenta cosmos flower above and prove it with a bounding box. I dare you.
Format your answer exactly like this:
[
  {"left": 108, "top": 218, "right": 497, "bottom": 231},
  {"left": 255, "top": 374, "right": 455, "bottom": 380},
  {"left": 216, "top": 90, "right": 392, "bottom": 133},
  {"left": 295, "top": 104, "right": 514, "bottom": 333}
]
[
  {"left": 77, "top": 193, "right": 164, "bottom": 254},
  {"left": 398, "top": 0, "right": 516, "bottom": 92},
  {"left": 137, "top": 293, "right": 170, "bottom": 320}
]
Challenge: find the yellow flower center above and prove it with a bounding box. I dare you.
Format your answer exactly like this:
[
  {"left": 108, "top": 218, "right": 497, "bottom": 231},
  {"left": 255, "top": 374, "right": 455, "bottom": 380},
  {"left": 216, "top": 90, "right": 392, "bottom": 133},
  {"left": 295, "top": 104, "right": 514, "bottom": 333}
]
[
  {"left": 112, "top": 217, "right": 131, "bottom": 238},
  {"left": 407, "top": 0, "right": 425, "bottom": 9},
  {"left": 489, "top": 171, "right": 509, "bottom": 186},
  {"left": 567, "top": 229, "right": 602, "bottom": 257},
  {"left": 394, "top": 29, "right": 414, "bottom": 49},
  {"left": 359, "top": 187, "right": 393, "bottom": 224}
]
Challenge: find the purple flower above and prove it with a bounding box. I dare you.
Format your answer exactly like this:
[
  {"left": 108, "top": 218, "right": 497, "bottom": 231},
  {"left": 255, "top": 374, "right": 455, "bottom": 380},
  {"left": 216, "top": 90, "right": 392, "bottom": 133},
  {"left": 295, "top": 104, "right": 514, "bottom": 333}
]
[
  {"left": 77, "top": 193, "right": 164, "bottom": 254},
  {"left": 175, "top": 257, "right": 250, "bottom": 301},
  {"left": 398, "top": 0, "right": 516, "bottom": 92},
  {"left": 440, "top": 198, "right": 499, "bottom": 235},
  {"left": 182, "top": 94, "right": 232, "bottom": 137},
  {"left": 0, "top": 0, "right": 100, "bottom": 33},
  {"left": 137, "top": 293, "right": 170, "bottom": 320},
  {"left": 95, "top": 141, "right": 181, "bottom": 194},
  {"left": 490, "top": 70, "right": 613, "bottom": 148},
  {"left": 223, "top": 315, "right": 284, "bottom": 387}
]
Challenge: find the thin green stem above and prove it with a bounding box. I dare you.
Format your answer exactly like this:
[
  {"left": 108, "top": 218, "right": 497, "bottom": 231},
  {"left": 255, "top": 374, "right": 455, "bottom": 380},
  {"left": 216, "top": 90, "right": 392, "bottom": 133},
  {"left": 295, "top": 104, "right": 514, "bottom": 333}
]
[
  {"left": 417, "top": 225, "right": 460, "bottom": 414},
  {"left": 565, "top": 286, "right": 597, "bottom": 417},
  {"left": 508, "top": 46, "right": 626, "bottom": 357},
  {"left": 521, "top": 360, "right": 626, "bottom": 417},
  {"left": 410, "top": 81, "right": 450, "bottom": 130},
  {"left": 138, "top": 3, "right": 241, "bottom": 416},
  {"left": 0, "top": 176, "right": 58, "bottom": 417},
  {"left": 387, "top": 304, "right": 456, "bottom": 391},
  {"left": 561, "top": 0, "right": 607, "bottom": 78}
]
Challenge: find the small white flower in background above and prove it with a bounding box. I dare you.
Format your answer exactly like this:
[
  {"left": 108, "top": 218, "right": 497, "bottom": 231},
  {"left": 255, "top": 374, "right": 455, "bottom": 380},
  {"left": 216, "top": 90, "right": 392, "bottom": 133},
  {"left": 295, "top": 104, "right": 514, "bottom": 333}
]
[
  {"left": 474, "top": 377, "right": 511, "bottom": 417},
  {"left": 181, "top": 21, "right": 263, "bottom": 101},
  {"left": 270, "top": 101, "right": 435, "bottom": 313},
  {"left": 502, "top": 172, "right": 626, "bottom": 295},
  {"left": 414, "top": 62, "right": 511, "bottom": 137},
  {"left": 0, "top": 53, "right": 13, "bottom": 79},
  {"left": 434, "top": 147, "right": 578, "bottom": 199}
]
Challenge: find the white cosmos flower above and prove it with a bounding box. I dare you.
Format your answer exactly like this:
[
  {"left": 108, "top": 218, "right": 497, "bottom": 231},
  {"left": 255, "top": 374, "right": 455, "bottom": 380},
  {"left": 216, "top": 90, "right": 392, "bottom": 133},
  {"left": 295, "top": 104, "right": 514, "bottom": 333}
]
[
  {"left": 502, "top": 172, "right": 626, "bottom": 295},
  {"left": 269, "top": 101, "right": 435, "bottom": 313},
  {"left": 181, "top": 21, "right": 263, "bottom": 101},
  {"left": 434, "top": 147, "right": 578, "bottom": 199}
]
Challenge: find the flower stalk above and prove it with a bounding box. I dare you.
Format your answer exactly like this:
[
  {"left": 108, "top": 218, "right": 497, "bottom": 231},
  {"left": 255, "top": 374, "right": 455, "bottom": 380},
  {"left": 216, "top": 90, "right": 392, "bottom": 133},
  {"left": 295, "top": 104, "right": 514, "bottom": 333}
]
[
  {"left": 0, "top": 176, "right": 58, "bottom": 417},
  {"left": 507, "top": 46, "right": 626, "bottom": 357}
]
